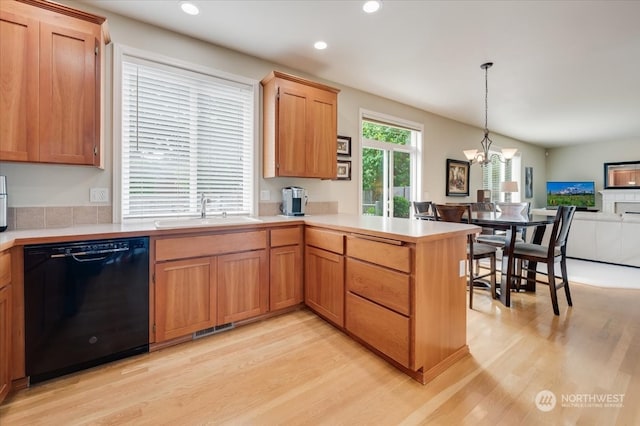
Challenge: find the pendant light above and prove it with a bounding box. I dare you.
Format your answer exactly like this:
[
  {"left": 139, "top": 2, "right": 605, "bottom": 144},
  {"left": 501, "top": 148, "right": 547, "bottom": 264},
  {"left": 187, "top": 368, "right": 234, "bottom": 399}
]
[{"left": 463, "top": 62, "right": 517, "bottom": 166}]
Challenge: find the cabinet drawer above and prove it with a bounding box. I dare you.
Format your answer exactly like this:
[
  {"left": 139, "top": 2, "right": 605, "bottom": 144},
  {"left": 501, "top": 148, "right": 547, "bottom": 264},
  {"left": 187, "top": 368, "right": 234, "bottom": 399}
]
[
  {"left": 271, "top": 226, "right": 302, "bottom": 247},
  {"left": 156, "top": 230, "right": 267, "bottom": 261},
  {"left": 346, "top": 258, "right": 410, "bottom": 316},
  {"left": 347, "top": 235, "right": 411, "bottom": 273},
  {"left": 346, "top": 292, "right": 410, "bottom": 368},
  {"left": 305, "top": 227, "right": 344, "bottom": 254},
  {"left": 0, "top": 251, "right": 10, "bottom": 287}
]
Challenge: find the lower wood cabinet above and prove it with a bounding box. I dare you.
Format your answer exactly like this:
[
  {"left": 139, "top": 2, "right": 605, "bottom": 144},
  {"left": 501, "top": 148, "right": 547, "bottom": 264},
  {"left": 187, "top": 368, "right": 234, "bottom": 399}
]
[
  {"left": 154, "top": 256, "right": 217, "bottom": 342},
  {"left": 217, "top": 250, "right": 268, "bottom": 324},
  {"left": 0, "top": 250, "right": 12, "bottom": 404},
  {"left": 270, "top": 245, "right": 303, "bottom": 311},
  {"left": 345, "top": 292, "right": 410, "bottom": 368},
  {"left": 305, "top": 245, "right": 344, "bottom": 328},
  {"left": 270, "top": 226, "right": 303, "bottom": 311}
]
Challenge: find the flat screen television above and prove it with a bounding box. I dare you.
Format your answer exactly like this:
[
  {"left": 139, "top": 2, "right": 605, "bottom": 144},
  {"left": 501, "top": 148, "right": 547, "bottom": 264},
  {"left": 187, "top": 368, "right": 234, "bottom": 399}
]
[{"left": 546, "top": 181, "right": 596, "bottom": 208}]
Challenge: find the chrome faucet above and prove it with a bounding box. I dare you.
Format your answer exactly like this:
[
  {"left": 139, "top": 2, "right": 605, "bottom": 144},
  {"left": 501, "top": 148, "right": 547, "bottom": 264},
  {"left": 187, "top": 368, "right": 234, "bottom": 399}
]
[{"left": 200, "top": 193, "right": 212, "bottom": 218}]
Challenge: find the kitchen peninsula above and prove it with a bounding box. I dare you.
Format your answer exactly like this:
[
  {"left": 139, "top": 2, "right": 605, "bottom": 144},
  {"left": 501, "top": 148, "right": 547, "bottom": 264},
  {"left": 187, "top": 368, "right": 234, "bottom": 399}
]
[{"left": 0, "top": 214, "right": 478, "bottom": 402}]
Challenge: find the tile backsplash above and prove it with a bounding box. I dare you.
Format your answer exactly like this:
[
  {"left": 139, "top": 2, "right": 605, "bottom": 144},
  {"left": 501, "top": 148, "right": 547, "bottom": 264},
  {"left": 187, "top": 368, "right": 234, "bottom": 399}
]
[
  {"left": 6, "top": 206, "right": 113, "bottom": 231},
  {"left": 6, "top": 202, "right": 337, "bottom": 231},
  {"left": 258, "top": 201, "right": 338, "bottom": 216}
]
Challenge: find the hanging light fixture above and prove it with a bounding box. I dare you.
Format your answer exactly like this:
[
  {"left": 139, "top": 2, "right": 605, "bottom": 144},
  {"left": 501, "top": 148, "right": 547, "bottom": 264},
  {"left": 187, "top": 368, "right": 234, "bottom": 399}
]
[{"left": 463, "top": 62, "right": 517, "bottom": 166}]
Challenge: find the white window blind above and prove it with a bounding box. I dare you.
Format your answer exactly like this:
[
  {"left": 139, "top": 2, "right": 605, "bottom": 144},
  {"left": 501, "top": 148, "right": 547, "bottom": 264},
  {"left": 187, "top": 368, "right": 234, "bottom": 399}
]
[
  {"left": 482, "top": 153, "right": 520, "bottom": 202},
  {"left": 121, "top": 58, "right": 254, "bottom": 220}
]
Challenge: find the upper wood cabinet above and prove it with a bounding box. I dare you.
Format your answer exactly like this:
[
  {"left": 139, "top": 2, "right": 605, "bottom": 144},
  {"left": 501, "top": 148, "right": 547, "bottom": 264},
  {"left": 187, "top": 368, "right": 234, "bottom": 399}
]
[
  {"left": 261, "top": 71, "right": 340, "bottom": 179},
  {"left": 0, "top": 0, "right": 109, "bottom": 166}
]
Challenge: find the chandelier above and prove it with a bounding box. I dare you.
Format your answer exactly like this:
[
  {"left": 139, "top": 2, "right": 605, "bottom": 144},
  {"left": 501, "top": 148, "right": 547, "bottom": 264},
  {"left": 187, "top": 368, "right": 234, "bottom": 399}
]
[{"left": 463, "top": 62, "right": 517, "bottom": 166}]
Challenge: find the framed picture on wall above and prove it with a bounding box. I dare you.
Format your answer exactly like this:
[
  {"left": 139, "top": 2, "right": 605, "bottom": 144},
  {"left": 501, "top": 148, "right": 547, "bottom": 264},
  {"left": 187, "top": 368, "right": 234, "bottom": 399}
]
[
  {"left": 446, "top": 159, "right": 470, "bottom": 196},
  {"left": 337, "top": 135, "right": 352, "bottom": 156},
  {"left": 336, "top": 160, "right": 351, "bottom": 180},
  {"left": 525, "top": 166, "right": 534, "bottom": 198}
]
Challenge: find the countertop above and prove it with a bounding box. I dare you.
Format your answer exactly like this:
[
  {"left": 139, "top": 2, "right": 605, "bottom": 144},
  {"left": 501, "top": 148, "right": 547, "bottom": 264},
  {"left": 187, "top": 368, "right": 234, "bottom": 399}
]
[{"left": 0, "top": 214, "right": 479, "bottom": 251}]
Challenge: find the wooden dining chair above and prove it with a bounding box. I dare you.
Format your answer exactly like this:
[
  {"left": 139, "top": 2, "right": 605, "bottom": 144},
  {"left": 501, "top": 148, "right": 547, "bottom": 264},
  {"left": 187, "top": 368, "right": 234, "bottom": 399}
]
[
  {"left": 413, "top": 201, "right": 436, "bottom": 220},
  {"left": 511, "top": 205, "right": 577, "bottom": 315},
  {"left": 434, "top": 204, "right": 497, "bottom": 309}
]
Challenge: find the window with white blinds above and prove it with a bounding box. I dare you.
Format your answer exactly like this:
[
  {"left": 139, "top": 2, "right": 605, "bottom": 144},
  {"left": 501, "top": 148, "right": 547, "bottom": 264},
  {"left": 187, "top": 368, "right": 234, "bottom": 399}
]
[
  {"left": 482, "top": 153, "right": 520, "bottom": 202},
  {"left": 120, "top": 56, "right": 255, "bottom": 220}
]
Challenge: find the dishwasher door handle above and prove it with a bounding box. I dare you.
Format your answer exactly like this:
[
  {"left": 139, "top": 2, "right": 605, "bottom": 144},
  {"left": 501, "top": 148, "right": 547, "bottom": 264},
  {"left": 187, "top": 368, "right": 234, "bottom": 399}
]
[{"left": 50, "top": 247, "right": 130, "bottom": 261}]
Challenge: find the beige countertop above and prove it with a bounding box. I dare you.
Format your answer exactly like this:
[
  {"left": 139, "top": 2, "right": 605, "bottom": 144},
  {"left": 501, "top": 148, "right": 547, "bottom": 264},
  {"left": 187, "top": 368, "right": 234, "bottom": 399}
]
[{"left": 0, "top": 214, "right": 478, "bottom": 251}]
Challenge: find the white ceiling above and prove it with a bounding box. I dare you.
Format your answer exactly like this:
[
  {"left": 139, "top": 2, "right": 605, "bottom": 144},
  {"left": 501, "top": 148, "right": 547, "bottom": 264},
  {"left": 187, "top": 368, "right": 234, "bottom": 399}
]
[{"left": 81, "top": 0, "right": 640, "bottom": 148}]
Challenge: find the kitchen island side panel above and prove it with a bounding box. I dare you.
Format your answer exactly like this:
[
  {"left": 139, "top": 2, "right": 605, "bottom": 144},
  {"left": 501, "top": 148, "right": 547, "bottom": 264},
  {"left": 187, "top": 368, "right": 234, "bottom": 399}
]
[{"left": 413, "top": 234, "right": 468, "bottom": 377}]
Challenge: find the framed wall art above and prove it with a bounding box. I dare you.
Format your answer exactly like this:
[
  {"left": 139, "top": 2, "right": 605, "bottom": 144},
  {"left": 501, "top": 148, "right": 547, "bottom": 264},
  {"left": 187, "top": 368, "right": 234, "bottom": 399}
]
[
  {"left": 337, "top": 135, "right": 352, "bottom": 156},
  {"left": 446, "top": 158, "right": 470, "bottom": 196},
  {"left": 336, "top": 160, "right": 351, "bottom": 180},
  {"left": 525, "top": 166, "right": 534, "bottom": 198}
]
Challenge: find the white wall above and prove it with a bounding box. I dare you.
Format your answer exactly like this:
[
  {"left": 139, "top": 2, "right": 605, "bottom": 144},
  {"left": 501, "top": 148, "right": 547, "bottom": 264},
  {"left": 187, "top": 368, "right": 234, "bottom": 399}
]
[
  {"left": 0, "top": 1, "right": 547, "bottom": 214},
  {"left": 546, "top": 139, "right": 640, "bottom": 209}
]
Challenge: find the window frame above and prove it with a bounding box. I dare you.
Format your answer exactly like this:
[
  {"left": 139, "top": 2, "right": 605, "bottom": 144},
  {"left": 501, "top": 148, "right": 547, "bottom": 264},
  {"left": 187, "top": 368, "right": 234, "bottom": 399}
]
[
  {"left": 112, "top": 44, "right": 259, "bottom": 222},
  {"left": 359, "top": 109, "right": 423, "bottom": 218}
]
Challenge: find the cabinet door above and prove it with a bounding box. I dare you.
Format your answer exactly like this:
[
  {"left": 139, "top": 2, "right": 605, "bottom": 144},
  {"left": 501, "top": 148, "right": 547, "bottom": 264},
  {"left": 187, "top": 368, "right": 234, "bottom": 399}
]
[
  {"left": 305, "top": 246, "right": 344, "bottom": 327},
  {"left": 0, "top": 285, "right": 11, "bottom": 403},
  {"left": 155, "top": 257, "right": 216, "bottom": 342},
  {"left": 39, "top": 22, "right": 98, "bottom": 165},
  {"left": 0, "top": 10, "right": 39, "bottom": 162},
  {"left": 218, "top": 250, "right": 268, "bottom": 324},
  {"left": 270, "top": 245, "right": 303, "bottom": 311},
  {"left": 276, "top": 79, "right": 309, "bottom": 177},
  {"left": 306, "top": 89, "right": 337, "bottom": 178}
]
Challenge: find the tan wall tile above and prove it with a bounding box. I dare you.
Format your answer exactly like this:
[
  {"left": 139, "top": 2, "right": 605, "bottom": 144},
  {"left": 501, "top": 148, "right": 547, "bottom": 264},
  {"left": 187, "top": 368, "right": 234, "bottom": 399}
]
[
  {"left": 97, "top": 206, "right": 113, "bottom": 224},
  {"left": 5, "top": 207, "right": 16, "bottom": 231},
  {"left": 258, "top": 202, "right": 280, "bottom": 216},
  {"left": 73, "top": 206, "right": 98, "bottom": 225},
  {"left": 307, "top": 202, "right": 338, "bottom": 215},
  {"left": 45, "top": 207, "right": 73, "bottom": 228},
  {"left": 16, "top": 207, "right": 45, "bottom": 229},
  {"left": 258, "top": 201, "right": 338, "bottom": 216}
]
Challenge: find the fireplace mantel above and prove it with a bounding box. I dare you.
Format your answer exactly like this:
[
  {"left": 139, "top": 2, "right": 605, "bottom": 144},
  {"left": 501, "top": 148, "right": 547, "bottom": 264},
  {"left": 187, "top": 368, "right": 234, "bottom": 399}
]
[{"left": 600, "top": 189, "right": 640, "bottom": 213}]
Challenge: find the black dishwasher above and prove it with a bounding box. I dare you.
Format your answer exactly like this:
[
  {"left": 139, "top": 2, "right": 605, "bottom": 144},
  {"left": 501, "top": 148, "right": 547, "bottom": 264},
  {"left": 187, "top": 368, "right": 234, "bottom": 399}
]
[{"left": 24, "top": 237, "right": 149, "bottom": 384}]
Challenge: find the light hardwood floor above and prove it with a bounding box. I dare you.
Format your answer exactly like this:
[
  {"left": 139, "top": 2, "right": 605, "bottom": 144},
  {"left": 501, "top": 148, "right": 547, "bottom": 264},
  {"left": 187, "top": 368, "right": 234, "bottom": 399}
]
[{"left": 1, "top": 282, "right": 639, "bottom": 425}]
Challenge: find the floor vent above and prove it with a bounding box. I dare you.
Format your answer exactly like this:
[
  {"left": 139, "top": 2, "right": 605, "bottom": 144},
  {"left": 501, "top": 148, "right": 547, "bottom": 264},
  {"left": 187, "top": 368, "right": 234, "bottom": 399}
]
[{"left": 193, "top": 323, "right": 234, "bottom": 339}]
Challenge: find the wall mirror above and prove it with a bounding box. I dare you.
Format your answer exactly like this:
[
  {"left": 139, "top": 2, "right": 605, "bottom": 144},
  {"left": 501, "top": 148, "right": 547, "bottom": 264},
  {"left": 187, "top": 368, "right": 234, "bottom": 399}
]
[{"left": 604, "top": 161, "right": 640, "bottom": 189}]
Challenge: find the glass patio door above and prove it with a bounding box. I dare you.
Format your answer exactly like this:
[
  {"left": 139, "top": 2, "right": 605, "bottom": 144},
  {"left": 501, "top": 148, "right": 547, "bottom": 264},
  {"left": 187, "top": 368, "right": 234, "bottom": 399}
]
[{"left": 361, "top": 114, "right": 420, "bottom": 219}]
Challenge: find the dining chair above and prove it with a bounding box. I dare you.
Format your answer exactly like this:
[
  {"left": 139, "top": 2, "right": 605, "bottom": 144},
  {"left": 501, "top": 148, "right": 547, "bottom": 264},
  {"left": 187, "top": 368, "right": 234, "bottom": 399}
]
[
  {"left": 476, "top": 201, "right": 531, "bottom": 246},
  {"left": 434, "top": 204, "right": 497, "bottom": 308},
  {"left": 471, "top": 202, "right": 497, "bottom": 236},
  {"left": 413, "top": 201, "right": 436, "bottom": 220},
  {"left": 510, "top": 205, "right": 577, "bottom": 315},
  {"left": 496, "top": 202, "right": 530, "bottom": 216}
]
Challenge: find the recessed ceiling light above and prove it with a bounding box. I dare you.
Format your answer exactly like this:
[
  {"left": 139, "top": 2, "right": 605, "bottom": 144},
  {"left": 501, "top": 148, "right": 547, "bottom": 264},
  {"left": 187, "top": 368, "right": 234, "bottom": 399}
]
[
  {"left": 363, "top": 1, "right": 381, "bottom": 13},
  {"left": 314, "top": 41, "right": 327, "bottom": 50},
  {"left": 180, "top": 1, "right": 199, "bottom": 16}
]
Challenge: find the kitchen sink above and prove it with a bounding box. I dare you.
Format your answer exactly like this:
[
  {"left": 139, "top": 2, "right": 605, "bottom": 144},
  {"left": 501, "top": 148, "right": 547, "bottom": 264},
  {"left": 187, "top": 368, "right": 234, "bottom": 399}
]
[{"left": 154, "top": 216, "right": 262, "bottom": 229}]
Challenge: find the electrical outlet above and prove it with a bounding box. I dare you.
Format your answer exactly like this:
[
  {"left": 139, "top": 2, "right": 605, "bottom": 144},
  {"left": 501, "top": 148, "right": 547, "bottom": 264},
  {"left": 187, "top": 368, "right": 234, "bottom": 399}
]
[
  {"left": 459, "top": 259, "right": 466, "bottom": 277},
  {"left": 260, "top": 190, "right": 270, "bottom": 201},
  {"left": 90, "top": 188, "right": 109, "bottom": 203}
]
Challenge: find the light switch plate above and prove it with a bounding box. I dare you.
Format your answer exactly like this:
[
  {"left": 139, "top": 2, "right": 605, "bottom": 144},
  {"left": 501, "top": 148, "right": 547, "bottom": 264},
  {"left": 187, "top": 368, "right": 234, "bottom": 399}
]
[
  {"left": 259, "top": 190, "right": 270, "bottom": 201},
  {"left": 90, "top": 188, "right": 109, "bottom": 203},
  {"left": 459, "top": 259, "right": 466, "bottom": 277}
]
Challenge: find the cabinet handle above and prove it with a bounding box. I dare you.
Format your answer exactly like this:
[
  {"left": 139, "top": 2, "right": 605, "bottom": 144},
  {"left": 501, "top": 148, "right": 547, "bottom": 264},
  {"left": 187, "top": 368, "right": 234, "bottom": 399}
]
[{"left": 349, "top": 233, "right": 403, "bottom": 246}]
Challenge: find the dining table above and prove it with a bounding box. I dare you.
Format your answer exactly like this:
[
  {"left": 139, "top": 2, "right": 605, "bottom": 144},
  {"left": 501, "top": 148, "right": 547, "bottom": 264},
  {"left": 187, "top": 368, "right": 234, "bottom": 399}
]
[{"left": 470, "top": 211, "right": 556, "bottom": 307}]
